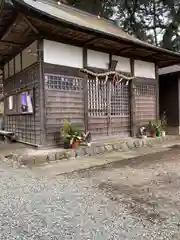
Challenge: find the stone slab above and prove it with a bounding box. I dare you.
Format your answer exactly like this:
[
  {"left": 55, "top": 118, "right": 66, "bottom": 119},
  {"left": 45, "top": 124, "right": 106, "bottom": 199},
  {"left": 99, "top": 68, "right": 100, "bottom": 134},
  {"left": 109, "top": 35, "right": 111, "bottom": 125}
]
[
  {"left": 33, "top": 140, "right": 180, "bottom": 176},
  {"left": 1, "top": 135, "right": 180, "bottom": 168}
]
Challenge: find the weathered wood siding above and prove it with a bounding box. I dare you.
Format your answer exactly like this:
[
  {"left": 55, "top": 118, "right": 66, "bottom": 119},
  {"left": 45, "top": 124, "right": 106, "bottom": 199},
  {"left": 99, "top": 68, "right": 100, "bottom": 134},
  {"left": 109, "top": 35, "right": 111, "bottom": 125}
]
[
  {"left": 43, "top": 40, "right": 158, "bottom": 144},
  {"left": 135, "top": 79, "right": 157, "bottom": 128},
  {"left": 44, "top": 63, "right": 84, "bottom": 145},
  {"left": 4, "top": 64, "right": 41, "bottom": 145}
]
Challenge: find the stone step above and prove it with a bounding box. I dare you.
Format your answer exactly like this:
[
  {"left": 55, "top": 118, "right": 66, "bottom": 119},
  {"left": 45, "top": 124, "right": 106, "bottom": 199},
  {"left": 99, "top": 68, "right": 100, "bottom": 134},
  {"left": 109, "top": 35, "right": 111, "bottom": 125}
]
[{"left": 2, "top": 135, "right": 180, "bottom": 168}]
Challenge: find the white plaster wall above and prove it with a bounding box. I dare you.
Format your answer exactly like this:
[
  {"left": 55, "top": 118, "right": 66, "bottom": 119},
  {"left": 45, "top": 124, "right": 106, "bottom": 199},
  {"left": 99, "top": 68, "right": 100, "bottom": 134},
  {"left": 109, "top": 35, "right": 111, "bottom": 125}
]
[
  {"left": 159, "top": 65, "right": 180, "bottom": 75},
  {"left": 134, "top": 60, "right": 155, "bottom": 79},
  {"left": 9, "top": 59, "right": 14, "bottom": 77},
  {"left": 4, "top": 63, "right": 8, "bottom": 80},
  {"left": 22, "top": 41, "right": 38, "bottom": 70},
  {"left": 112, "top": 55, "right": 130, "bottom": 72},
  {"left": 43, "top": 40, "right": 83, "bottom": 68},
  {"left": 87, "top": 50, "right": 109, "bottom": 69},
  {"left": 15, "top": 54, "right": 21, "bottom": 74}
]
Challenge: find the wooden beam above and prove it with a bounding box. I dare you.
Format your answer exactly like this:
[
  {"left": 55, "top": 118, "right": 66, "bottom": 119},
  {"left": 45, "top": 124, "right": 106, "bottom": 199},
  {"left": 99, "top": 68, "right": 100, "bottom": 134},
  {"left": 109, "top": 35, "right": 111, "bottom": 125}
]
[
  {"left": 109, "top": 54, "right": 112, "bottom": 70},
  {"left": 1, "top": 14, "right": 20, "bottom": 40},
  {"left": 20, "top": 14, "right": 39, "bottom": 34},
  {"left": 83, "top": 36, "right": 99, "bottom": 46},
  {"left": 129, "top": 58, "right": 136, "bottom": 137},
  {"left": 178, "top": 76, "right": 180, "bottom": 129},
  {"left": 107, "top": 54, "right": 112, "bottom": 135},
  {"left": 119, "top": 46, "right": 133, "bottom": 53},
  {"left": 109, "top": 60, "right": 118, "bottom": 71},
  {"left": 0, "top": 12, "right": 17, "bottom": 38},
  {"left": 0, "top": 40, "right": 23, "bottom": 47},
  {"left": 83, "top": 47, "right": 89, "bottom": 133},
  {"left": 38, "top": 39, "right": 46, "bottom": 146},
  {"left": 155, "top": 63, "right": 159, "bottom": 119},
  {"left": 145, "top": 52, "right": 158, "bottom": 58}
]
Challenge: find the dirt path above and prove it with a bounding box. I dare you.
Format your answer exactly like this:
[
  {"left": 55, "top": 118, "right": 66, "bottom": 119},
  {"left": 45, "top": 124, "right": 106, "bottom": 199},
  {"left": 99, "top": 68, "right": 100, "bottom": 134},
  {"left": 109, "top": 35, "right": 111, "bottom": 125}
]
[{"left": 1, "top": 146, "right": 180, "bottom": 239}]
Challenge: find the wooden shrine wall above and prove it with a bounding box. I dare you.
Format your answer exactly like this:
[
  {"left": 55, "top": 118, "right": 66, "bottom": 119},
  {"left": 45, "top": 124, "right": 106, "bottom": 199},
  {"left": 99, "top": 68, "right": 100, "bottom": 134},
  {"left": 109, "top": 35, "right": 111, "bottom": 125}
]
[
  {"left": 134, "top": 78, "right": 157, "bottom": 129},
  {"left": 43, "top": 64, "right": 158, "bottom": 145},
  {"left": 44, "top": 63, "right": 85, "bottom": 145},
  {"left": 4, "top": 63, "right": 41, "bottom": 145}
]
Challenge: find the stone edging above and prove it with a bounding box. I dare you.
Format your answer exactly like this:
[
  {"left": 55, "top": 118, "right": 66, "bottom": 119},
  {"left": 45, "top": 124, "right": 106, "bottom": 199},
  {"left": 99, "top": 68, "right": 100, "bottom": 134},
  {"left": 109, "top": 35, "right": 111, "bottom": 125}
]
[{"left": 3, "top": 136, "right": 180, "bottom": 168}]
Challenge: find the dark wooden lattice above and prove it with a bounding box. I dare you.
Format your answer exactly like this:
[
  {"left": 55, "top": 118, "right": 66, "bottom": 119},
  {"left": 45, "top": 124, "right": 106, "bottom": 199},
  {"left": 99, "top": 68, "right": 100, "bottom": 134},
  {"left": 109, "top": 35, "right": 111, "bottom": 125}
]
[
  {"left": 88, "top": 77, "right": 130, "bottom": 138},
  {"left": 45, "top": 74, "right": 83, "bottom": 91},
  {"left": 135, "top": 83, "right": 156, "bottom": 126},
  {"left": 88, "top": 77, "right": 108, "bottom": 117}
]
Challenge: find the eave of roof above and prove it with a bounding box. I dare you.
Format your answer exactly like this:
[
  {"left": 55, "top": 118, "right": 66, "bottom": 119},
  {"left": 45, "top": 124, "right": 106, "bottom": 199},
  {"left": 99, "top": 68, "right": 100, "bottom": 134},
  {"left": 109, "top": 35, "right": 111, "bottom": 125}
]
[
  {"left": 159, "top": 65, "right": 180, "bottom": 75},
  {"left": 0, "top": 0, "right": 180, "bottom": 67},
  {"left": 15, "top": 0, "right": 180, "bottom": 58}
]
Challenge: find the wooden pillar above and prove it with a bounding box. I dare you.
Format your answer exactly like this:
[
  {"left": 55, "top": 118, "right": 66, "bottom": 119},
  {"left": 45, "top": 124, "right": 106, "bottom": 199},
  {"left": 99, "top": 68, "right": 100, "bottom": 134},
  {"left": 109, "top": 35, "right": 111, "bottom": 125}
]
[
  {"left": 155, "top": 63, "right": 159, "bottom": 119},
  {"left": 20, "top": 52, "right": 23, "bottom": 71},
  {"left": 107, "top": 54, "right": 112, "bottom": 136},
  {"left": 2, "top": 65, "right": 6, "bottom": 131},
  {"left": 107, "top": 80, "right": 112, "bottom": 136},
  {"left": 38, "top": 39, "right": 46, "bottom": 146},
  {"left": 177, "top": 76, "right": 180, "bottom": 133},
  {"left": 130, "top": 58, "right": 136, "bottom": 137},
  {"left": 83, "top": 47, "right": 88, "bottom": 133}
]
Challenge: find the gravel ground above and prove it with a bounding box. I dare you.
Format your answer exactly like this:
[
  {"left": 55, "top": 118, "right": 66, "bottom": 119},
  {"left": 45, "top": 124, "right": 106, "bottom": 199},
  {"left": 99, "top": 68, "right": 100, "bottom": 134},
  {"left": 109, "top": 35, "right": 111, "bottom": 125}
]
[{"left": 1, "top": 146, "right": 180, "bottom": 239}]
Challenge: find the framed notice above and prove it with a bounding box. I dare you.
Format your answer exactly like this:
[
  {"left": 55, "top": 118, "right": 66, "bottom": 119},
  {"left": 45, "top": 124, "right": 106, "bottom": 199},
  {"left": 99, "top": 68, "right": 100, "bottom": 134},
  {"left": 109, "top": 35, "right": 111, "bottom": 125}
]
[{"left": 21, "top": 91, "right": 33, "bottom": 113}]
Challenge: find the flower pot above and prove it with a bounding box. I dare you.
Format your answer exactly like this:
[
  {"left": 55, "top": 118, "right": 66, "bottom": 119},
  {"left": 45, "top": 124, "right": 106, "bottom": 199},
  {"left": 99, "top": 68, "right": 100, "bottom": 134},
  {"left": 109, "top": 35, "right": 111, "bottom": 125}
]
[
  {"left": 156, "top": 131, "right": 161, "bottom": 137},
  {"left": 72, "top": 141, "right": 79, "bottom": 149},
  {"left": 64, "top": 141, "right": 70, "bottom": 149},
  {"left": 161, "top": 131, "right": 166, "bottom": 137},
  {"left": 150, "top": 131, "right": 156, "bottom": 137}
]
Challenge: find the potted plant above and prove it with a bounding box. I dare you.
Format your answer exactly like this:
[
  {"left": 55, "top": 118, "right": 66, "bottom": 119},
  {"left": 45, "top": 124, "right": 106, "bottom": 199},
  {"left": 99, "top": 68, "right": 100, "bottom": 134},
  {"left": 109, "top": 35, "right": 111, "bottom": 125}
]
[
  {"left": 148, "top": 121, "right": 157, "bottom": 137},
  {"left": 156, "top": 120, "right": 162, "bottom": 137},
  {"left": 63, "top": 138, "right": 71, "bottom": 149},
  {"left": 61, "top": 120, "right": 84, "bottom": 149},
  {"left": 160, "top": 113, "right": 167, "bottom": 137},
  {"left": 61, "top": 120, "right": 71, "bottom": 149},
  {"left": 70, "top": 132, "right": 82, "bottom": 149}
]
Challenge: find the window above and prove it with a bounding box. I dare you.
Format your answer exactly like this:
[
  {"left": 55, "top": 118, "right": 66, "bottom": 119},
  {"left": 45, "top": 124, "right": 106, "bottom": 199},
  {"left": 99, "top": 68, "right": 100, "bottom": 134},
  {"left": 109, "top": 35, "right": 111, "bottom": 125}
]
[
  {"left": 45, "top": 74, "right": 83, "bottom": 91},
  {"left": 0, "top": 102, "right": 4, "bottom": 115},
  {"left": 8, "top": 96, "right": 13, "bottom": 110},
  {"left": 6, "top": 89, "right": 34, "bottom": 115}
]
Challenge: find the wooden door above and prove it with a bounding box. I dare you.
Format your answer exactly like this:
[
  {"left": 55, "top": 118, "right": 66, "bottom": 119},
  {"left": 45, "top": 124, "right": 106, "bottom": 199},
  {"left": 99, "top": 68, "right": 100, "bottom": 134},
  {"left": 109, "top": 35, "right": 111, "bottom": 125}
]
[
  {"left": 110, "top": 81, "right": 130, "bottom": 137},
  {"left": 88, "top": 77, "right": 109, "bottom": 139},
  {"left": 87, "top": 78, "right": 130, "bottom": 140}
]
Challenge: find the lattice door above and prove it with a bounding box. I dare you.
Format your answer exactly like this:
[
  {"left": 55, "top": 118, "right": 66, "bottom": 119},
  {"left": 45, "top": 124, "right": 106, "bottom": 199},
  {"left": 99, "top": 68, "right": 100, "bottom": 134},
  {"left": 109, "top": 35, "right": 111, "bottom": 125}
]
[
  {"left": 135, "top": 83, "right": 156, "bottom": 126},
  {"left": 110, "top": 81, "right": 130, "bottom": 137},
  {"left": 87, "top": 78, "right": 130, "bottom": 139},
  {"left": 88, "top": 77, "right": 109, "bottom": 138}
]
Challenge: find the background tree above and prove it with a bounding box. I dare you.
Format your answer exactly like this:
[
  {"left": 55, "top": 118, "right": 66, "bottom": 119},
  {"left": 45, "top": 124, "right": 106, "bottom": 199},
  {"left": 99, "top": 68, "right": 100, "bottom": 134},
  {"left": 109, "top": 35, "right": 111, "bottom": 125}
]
[{"left": 59, "top": 0, "right": 180, "bottom": 52}]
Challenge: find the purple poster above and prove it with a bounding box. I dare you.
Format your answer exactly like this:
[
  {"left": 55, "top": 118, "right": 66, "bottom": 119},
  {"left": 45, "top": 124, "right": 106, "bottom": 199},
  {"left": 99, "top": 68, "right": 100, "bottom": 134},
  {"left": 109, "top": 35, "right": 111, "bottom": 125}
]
[
  {"left": 21, "top": 91, "right": 33, "bottom": 113},
  {"left": 21, "top": 92, "right": 28, "bottom": 112},
  {"left": 22, "top": 92, "right": 27, "bottom": 105}
]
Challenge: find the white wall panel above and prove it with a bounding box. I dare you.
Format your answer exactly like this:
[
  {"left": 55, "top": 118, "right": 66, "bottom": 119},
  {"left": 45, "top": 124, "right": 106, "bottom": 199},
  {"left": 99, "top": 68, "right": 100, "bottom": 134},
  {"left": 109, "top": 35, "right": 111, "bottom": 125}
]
[
  {"left": 15, "top": 54, "right": 21, "bottom": 74},
  {"left": 112, "top": 55, "right": 130, "bottom": 72},
  {"left": 22, "top": 41, "right": 38, "bottom": 70},
  {"left": 87, "top": 50, "right": 109, "bottom": 69},
  {"left": 134, "top": 60, "right": 155, "bottom": 79},
  {"left": 43, "top": 40, "right": 83, "bottom": 68},
  {"left": 159, "top": 65, "right": 180, "bottom": 75},
  {"left": 4, "top": 63, "right": 8, "bottom": 80},
  {"left": 9, "top": 59, "right": 14, "bottom": 77}
]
